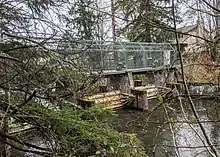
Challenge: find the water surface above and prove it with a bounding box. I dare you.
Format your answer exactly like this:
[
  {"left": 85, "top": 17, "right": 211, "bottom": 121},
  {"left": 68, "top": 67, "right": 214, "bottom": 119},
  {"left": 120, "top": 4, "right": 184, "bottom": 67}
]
[{"left": 111, "top": 98, "right": 220, "bottom": 157}]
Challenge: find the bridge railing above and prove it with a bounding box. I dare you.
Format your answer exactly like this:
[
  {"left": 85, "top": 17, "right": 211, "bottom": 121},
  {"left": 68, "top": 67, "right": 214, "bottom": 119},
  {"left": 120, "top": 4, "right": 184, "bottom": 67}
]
[{"left": 54, "top": 40, "right": 179, "bottom": 71}]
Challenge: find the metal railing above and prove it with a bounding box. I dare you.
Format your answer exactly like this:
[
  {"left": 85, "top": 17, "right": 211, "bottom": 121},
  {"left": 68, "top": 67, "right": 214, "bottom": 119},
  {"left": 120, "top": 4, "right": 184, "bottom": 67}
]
[
  {"left": 1, "top": 36, "right": 179, "bottom": 72},
  {"left": 53, "top": 40, "right": 179, "bottom": 71}
]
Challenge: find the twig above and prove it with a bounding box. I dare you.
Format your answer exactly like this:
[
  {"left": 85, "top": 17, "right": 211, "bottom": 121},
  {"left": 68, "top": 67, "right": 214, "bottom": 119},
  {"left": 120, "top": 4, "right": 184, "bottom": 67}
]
[
  {"left": 171, "top": 0, "right": 220, "bottom": 155},
  {"left": 163, "top": 103, "right": 180, "bottom": 157}
]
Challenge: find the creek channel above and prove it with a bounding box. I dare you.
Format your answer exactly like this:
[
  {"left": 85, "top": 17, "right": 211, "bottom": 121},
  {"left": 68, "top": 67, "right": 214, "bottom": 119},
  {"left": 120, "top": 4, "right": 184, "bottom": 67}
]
[
  {"left": 12, "top": 85, "right": 220, "bottom": 157},
  {"left": 110, "top": 85, "right": 220, "bottom": 157}
]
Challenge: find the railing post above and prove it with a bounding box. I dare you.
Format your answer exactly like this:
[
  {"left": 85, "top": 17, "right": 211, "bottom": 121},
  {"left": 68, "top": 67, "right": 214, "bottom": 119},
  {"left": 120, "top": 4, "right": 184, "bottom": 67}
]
[
  {"left": 143, "top": 51, "right": 147, "bottom": 68},
  {"left": 124, "top": 49, "right": 128, "bottom": 70},
  {"left": 139, "top": 43, "right": 146, "bottom": 68},
  {"left": 163, "top": 50, "right": 171, "bottom": 66}
]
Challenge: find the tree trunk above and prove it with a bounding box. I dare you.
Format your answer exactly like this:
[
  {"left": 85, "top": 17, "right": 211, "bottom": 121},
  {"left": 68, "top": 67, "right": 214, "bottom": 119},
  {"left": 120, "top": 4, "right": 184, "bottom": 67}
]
[
  {"left": 216, "top": 0, "right": 220, "bottom": 36},
  {"left": 0, "top": 119, "right": 7, "bottom": 157},
  {"left": 140, "top": 0, "right": 152, "bottom": 42},
  {"left": 145, "top": 0, "right": 152, "bottom": 42},
  {"left": 0, "top": 60, "right": 9, "bottom": 157},
  {"left": 111, "top": 0, "right": 119, "bottom": 67},
  {"left": 214, "top": 0, "right": 220, "bottom": 62}
]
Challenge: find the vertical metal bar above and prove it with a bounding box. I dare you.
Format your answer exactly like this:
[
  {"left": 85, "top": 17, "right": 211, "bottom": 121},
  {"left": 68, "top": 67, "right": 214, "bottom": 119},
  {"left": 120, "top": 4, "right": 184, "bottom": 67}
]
[
  {"left": 139, "top": 43, "right": 146, "bottom": 68},
  {"left": 118, "top": 42, "right": 127, "bottom": 70}
]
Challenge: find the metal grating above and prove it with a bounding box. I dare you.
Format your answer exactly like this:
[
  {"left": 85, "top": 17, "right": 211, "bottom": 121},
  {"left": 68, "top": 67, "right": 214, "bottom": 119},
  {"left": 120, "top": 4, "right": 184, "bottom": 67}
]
[{"left": 50, "top": 40, "right": 179, "bottom": 71}]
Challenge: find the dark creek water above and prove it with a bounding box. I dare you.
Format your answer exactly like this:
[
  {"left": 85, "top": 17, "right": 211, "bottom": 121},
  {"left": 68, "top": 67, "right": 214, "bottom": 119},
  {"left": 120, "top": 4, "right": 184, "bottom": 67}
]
[
  {"left": 12, "top": 90, "right": 220, "bottom": 157},
  {"left": 111, "top": 98, "right": 220, "bottom": 157}
]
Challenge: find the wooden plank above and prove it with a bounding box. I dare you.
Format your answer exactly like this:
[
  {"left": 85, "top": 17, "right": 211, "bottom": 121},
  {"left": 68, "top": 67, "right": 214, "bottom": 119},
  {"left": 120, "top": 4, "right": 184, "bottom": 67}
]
[
  {"left": 121, "top": 93, "right": 135, "bottom": 98},
  {"left": 93, "top": 93, "right": 122, "bottom": 101},
  {"left": 166, "top": 82, "right": 182, "bottom": 85},
  {"left": 95, "top": 95, "right": 122, "bottom": 104},
  {"left": 88, "top": 91, "right": 120, "bottom": 99},
  {"left": 80, "top": 90, "right": 135, "bottom": 109},
  {"left": 106, "top": 104, "right": 123, "bottom": 109},
  {"left": 106, "top": 100, "right": 124, "bottom": 107}
]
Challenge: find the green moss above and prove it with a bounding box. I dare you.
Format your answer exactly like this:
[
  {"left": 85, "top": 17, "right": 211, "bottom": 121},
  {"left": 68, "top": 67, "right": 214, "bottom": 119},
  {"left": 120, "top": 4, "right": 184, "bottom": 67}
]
[{"left": 81, "top": 98, "right": 94, "bottom": 103}]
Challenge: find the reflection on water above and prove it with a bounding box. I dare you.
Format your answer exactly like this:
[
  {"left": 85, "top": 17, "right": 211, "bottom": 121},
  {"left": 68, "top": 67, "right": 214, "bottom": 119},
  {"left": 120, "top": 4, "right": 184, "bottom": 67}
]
[
  {"left": 11, "top": 97, "right": 220, "bottom": 157},
  {"left": 10, "top": 131, "right": 49, "bottom": 157},
  {"left": 110, "top": 98, "right": 220, "bottom": 157}
]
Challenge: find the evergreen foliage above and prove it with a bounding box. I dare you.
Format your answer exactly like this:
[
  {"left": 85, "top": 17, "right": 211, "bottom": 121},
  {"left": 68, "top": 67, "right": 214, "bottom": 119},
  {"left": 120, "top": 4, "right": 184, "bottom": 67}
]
[
  {"left": 115, "top": 0, "right": 181, "bottom": 42},
  {"left": 23, "top": 104, "right": 147, "bottom": 156}
]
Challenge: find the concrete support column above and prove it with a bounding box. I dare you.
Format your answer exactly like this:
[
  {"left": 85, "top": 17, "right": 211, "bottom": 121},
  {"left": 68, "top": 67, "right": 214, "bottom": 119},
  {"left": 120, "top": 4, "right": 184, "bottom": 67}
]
[
  {"left": 108, "top": 75, "right": 121, "bottom": 91},
  {"left": 167, "top": 70, "right": 175, "bottom": 82},
  {"left": 154, "top": 71, "right": 165, "bottom": 87},
  {"left": 175, "top": 70, "right": 183, "bottom": 83},
  {"left": 143, "top": 72, "right": 154, "bottom": 85},
  {"left": 131, "top": 89, "right": 148, "bottom": 111},
  {"left": 120, "top": 75, "right": 130, "bottom": 93},
  {"left": 108, "top": 75, "right": 130, "bottom": 93}
]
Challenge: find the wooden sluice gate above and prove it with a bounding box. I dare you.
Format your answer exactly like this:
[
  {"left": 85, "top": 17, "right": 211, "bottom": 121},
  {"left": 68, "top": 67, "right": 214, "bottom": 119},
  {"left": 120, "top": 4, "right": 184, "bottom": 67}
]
[
  {"left": 78, "top": 70, "right": 174, "bottom": 110},
  {"left": 78, "top": 85, "right": 170, "bottom": 110},
  {"left": 78, "top": 91, "right": 135, "bottom": 109}
]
